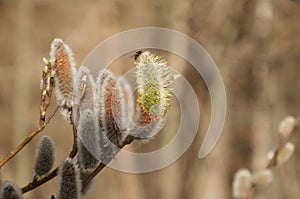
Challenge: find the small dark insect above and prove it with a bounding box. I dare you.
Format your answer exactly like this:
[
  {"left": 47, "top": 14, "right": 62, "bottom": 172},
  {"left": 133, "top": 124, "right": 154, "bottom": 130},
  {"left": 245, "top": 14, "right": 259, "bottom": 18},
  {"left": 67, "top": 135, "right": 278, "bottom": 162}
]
[{"left": 133, "top": 50, "right": 143, "bottom": 60}]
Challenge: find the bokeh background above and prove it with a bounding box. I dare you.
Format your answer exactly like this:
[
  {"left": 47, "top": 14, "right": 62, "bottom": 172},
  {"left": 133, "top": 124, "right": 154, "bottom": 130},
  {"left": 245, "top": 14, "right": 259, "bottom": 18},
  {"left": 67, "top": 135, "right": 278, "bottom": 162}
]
[{"left": 1, "top": 0, "right": 300, "bottom": 198}]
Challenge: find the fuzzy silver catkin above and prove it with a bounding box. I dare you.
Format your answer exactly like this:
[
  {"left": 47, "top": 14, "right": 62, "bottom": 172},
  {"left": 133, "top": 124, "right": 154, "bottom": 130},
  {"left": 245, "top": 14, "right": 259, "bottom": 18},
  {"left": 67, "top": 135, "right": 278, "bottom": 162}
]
[
  {"left": 276, "top": 142, "right": 294, "bottom": 166},
  {"left": 252, "top": 169, "right": 273, "bottom": 188},
  {"left": 58, "top": 158, "right": 81, "bottom": 199},
  {"left": 34, "top": 136, "right": 55, "bottom": 177},
  {"left": 74, "top": 66, "right": 96, "bottom": 112},
  {"left": 50, "top": 38, "right": 77, "bottom": 120},
  {"left": 94, "top": 69, "right": 125, "bottom": 145},
  {"left": 232, "top": 169, "right": 253, "bottom": 198},
  {"left": 94, "top": 69, "right": 126, "bottom": 162},
  {"left": 0, "top": 181, "right": 23, "bottom": 199},
  {"left": 77, "top": 109, "right": 100, "bottom": 170},
  {"left": 278, "top": 116, "right": 296, "bottom": 139},
  {"left": 117, "top": 76, "right": 134, "bottom": 123}
]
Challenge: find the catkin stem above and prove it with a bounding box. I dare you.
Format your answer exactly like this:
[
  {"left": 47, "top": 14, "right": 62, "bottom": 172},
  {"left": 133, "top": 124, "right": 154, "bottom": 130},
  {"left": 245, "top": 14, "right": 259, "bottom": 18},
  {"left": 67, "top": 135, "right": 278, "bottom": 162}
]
[
  {"left": 0, "top": 107, "right": 59, "bottom": 168},
  {"left": 243, "top": 124, "right": 299, "bottom": 199},
  {"left": 21, "top": 121, "right": 78, "bottom": 194}
]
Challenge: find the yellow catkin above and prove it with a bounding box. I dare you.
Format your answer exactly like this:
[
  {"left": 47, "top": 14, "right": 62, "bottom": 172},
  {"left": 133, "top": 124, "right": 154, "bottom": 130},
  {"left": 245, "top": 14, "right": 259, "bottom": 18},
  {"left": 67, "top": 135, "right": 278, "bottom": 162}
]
[{"left": 135, "top": 51, "right": 177, "bottom": 124}]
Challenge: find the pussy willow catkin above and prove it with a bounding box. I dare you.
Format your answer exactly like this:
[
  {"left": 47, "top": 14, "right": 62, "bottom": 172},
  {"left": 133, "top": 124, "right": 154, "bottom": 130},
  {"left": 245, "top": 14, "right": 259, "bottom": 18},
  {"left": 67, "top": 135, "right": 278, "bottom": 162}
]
[
  {"left": 135, "top": 51, "right": 178, "bottom": 124},
  {"left": 50, "top": 38, "right": 77, "bottom": 120}
]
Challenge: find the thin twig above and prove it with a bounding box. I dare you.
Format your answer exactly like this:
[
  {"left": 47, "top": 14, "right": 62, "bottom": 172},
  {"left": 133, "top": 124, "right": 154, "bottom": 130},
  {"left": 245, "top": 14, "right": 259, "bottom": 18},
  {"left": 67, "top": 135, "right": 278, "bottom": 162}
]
[
  {"left": 22, "top": 166, "right": 59, "bottom": 193},
  {"left": 243, "top": 124, "right": 299, "bottom": 199},
  {"left": 69, "top": 124, "right": 78, "bottom": 157},
  {"left": 0, "top": 107, "right": 59, "bottom": 168},
  {"left": 21, "top": 122, "right": 78, "bottom": 194}
]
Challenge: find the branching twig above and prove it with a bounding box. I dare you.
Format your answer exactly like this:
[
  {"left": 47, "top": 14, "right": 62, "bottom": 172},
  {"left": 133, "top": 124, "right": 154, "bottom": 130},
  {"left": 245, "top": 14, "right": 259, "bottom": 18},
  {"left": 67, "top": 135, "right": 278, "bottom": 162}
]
[
  {"left": 39, "top": 59, "right": 56, "bottom": 126},
  {"left": 0, "top": 107, "right": 59, "bottom": 169},
  {"left": 21, "top": 122, "right": 78, "bottom": 194},
  {"left": 243, "top": 123, "right": 299, "bottom": 199},
  {"left": 0, "top": 58, "right": 58, "bottom": 169},
  {"left": 22, "top": 166, "right": 59, "bottom": 194},
  {"left": 21, "top": 56, "right": 80, "bottom": 194}
]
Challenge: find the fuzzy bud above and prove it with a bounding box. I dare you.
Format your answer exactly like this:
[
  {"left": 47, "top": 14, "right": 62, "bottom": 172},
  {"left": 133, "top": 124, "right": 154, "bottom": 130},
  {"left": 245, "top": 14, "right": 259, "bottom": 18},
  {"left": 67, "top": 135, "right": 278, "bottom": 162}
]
[
  {"left": 50, "top": 70, "right": 56, "bottom": 78},
  {"left": 77, "top": 109, "right": 100, "bottom": 170},
  {"left": 117, "top": 76, "right": 135, "bottom": 123},
  {"left": 42, "top": 57, "right": 49, "bottom": 66},
  {"left": 267, "top": 150, "right": 275, "bottom": 161},
  {"left": 252, "top": 169, "right": 273, "bottom": 188},
  {"left": 94, "top": 69, "right": 126, "bottom": 162},
  {"left": 50, "top": 60, "right": 55, "bottom": 67},
  {"left": 34, "top": 136, "right": 55, "bottom": 177},
  {"left": 74, "top": 66, "right": 96, "bottom": 112},
  {"left": 43, "top": 65, "right": 48, "bottom": 73},
  {"left": 58, "top": 158, "right": 81, "bottom": 199},
  {"left": 277, "top": 142, "right": 294, "bottom": 166},
  {"left": 0, "top": 181, "right": 23, "bottom": 199},
  {"left": 50, "top": 38, "right": 76, "bottom": 120},
  {"left": 232, "top": 169, "right": 253, "bottom": 198},
  {"left": 278, "top": 116, "right": 296, "bottom": 139}
]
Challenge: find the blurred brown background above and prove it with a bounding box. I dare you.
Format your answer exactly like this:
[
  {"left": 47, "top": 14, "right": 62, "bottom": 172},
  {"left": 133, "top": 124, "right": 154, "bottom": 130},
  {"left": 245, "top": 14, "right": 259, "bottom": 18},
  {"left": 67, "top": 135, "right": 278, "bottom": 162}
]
[{"left": 1, "top": 0, "right": 300, "bottom": 198}]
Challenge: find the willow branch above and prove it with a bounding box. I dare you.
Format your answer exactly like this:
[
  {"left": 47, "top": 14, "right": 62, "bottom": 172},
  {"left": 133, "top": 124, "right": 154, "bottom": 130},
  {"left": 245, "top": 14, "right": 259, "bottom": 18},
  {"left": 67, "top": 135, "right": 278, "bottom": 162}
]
[
  {"left": 0, "top": 107, "right": 59, "bottom": 168},
  {"left": 243, "top": 124, "right": 299, "bottom": 199},
  {"left": 22, "top": 166, "right": 59, "bottom": 194},
  {"left": 21, "top": 122, "right": 78, "bottom": 194}
]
